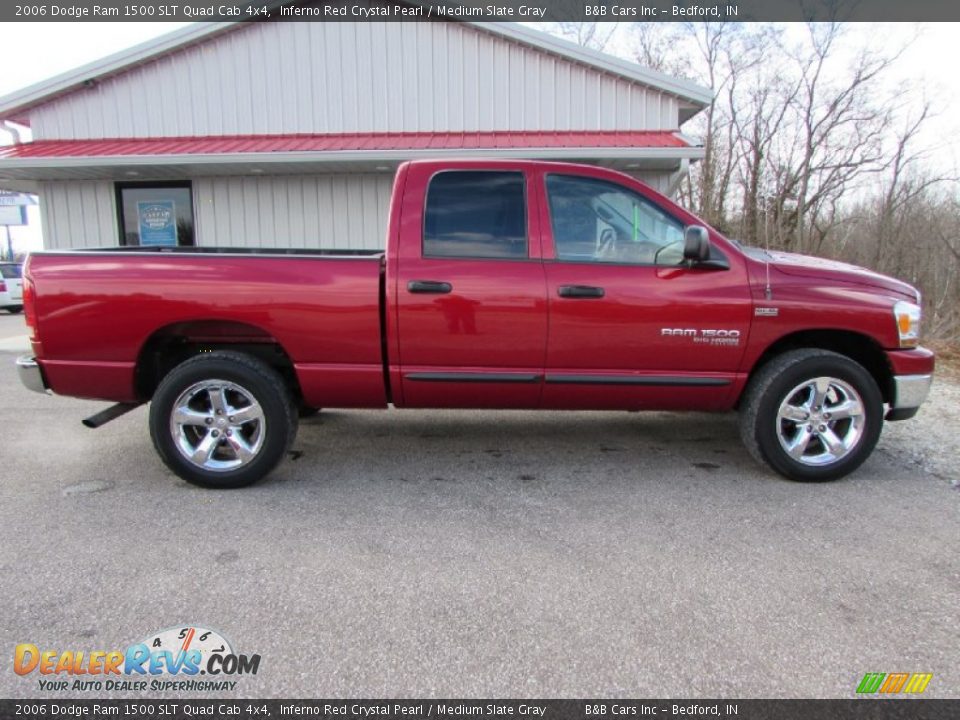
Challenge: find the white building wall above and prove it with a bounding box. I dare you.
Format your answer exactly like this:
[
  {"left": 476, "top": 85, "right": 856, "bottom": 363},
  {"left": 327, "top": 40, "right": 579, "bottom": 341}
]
[
  {"left": 194, "top": 174, "right": 394, "bottom": 250},
  {"left": 29, "top": 22, "right": 680, "bottom": 140},
  {"left": 628, "top": 171, "right": 670, "bottom": 194},
  {"left": 38, "top": 181, "right": 116, "bottom": 249}
]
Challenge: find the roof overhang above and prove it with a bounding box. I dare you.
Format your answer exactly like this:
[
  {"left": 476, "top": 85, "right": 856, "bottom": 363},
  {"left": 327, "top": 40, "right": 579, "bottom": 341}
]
[{"left": 0, "top": 132, "right": 705, "bottom": 184}]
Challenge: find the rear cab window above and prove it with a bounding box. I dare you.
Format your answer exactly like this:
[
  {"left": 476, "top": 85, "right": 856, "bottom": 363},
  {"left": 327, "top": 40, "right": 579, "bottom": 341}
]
[
  {"left": 423, "top": 171, "right": 527, "bottom": 259},
  {"left": 0, "top": 264, "right": 22, "bottom": 279}
]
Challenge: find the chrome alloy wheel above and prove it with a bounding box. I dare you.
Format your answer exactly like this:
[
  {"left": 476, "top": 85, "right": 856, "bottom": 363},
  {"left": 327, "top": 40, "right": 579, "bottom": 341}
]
[
  {"left": 169, "top": 379, "right": 266, "bottom": 472},
  {"left": 776, "top": 376, "right": 865, "bottom": 466}
]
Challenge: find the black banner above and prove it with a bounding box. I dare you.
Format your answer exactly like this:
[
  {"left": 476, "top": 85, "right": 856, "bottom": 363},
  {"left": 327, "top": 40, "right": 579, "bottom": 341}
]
[
  {"left": 6, "top": 0, "right": 960, "bottom": 23},
  {"left": 1, "top": 700, "right": 959, "bottom": 720}
]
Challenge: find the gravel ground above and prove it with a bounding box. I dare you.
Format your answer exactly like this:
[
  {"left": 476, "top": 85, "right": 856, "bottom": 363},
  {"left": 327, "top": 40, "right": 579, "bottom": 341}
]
[{"left": 881, "top": 374, "right": 960, "bottom": 486}]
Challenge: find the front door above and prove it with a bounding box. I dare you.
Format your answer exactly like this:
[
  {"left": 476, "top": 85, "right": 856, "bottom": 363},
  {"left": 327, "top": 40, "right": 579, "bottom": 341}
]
[
  {"left": 537, "top": 171, "right": 753, "bottom": 410},
  {"left": 395, "top": 167, "right": 548, "bottom": 408}
]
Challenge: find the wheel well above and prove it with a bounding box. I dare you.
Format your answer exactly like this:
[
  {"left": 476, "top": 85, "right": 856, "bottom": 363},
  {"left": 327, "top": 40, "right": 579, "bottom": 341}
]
[
  {"left": 747, "top": 330, "right": 894, "bottom": 405},
  {"left": 135, "top": 321, "right": 301, "bottom": 401}
]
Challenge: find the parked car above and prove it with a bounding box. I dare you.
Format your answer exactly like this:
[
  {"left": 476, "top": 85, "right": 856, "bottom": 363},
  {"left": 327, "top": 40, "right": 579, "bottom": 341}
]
[
  {"left": 0, "top": 262, "right": 23, "bottom": 313},
  {"left": 16, "top": 160, "right": 933, "bottom": 488}
]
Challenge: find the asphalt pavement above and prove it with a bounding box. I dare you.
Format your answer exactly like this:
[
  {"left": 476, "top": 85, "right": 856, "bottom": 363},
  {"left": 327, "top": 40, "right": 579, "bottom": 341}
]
[{"left": 0, "top": 310, "right": 957, "bottom": 699}]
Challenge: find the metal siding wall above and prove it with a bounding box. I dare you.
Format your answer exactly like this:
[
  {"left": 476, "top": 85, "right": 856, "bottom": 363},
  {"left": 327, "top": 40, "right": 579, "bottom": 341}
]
[
  {"left": 626, "top": 171, "right": 671, "bottom": 195},
  {"left": 30, "top": 22, "right": 679, "bottom": 139},
  {"left": 194, "top": 174, "right": 394, "bottom": 250},
  {"left": 38, "top": 181, "right": 116, "bottom": 249}
]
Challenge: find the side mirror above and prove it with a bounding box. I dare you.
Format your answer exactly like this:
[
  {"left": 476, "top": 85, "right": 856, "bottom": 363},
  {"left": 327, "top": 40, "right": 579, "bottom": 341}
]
[{"left": 683, "top": 225, "right": 710, "bottom": 263}]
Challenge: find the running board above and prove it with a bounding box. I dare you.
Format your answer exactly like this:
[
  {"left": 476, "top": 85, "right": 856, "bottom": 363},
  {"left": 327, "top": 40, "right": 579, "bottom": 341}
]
[{"left": 82, "top": 403, "right": 142, "bottom": 429}]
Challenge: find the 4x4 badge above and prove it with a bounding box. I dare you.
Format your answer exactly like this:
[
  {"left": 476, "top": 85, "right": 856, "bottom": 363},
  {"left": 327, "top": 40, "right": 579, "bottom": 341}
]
[{"left": 755, "top": 307, "right": 779, "bottom": 317}]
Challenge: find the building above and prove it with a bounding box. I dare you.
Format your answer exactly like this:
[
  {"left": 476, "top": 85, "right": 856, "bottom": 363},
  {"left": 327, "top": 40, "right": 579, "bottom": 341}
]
[{"left": 0, "top": 20, "right": 710, "bottom": 251}]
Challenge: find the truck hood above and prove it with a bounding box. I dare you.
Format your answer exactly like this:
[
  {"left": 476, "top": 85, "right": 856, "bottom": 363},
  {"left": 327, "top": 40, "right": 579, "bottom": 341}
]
[{"left": 750, "top": 249, "right": 919, "bottom": 301}]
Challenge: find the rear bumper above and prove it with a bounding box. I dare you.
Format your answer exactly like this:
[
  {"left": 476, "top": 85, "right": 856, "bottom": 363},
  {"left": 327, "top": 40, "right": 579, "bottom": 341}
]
[{"left": 16, "top": 355, "right": 49, "bottom": 394}]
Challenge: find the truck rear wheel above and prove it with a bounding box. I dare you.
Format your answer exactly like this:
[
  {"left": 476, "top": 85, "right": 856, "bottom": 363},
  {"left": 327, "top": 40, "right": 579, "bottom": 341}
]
[
  {"left": 149, "top": 351, "right": 297, "bottom": 488},
  {"left": 739, "top": 349, "right": 883, "bottom": 482}
]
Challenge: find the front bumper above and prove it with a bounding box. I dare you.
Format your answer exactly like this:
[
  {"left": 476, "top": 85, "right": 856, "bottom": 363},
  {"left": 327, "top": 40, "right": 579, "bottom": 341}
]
[
  {"left": 16, "top": 355, "right": 49, "bottom": 394},
  {"left": 886, "top": 373, "right": 933, "bottom": 421}
]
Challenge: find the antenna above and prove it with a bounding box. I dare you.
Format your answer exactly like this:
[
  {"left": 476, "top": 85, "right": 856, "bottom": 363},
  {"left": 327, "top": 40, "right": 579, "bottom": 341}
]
[{"left": 763, "top": 196, "right": 773, "bottom": 300}]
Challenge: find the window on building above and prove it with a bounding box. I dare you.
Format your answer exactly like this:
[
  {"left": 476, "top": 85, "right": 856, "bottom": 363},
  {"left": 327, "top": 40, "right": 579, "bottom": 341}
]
[
  {"left": 116, "top": 182, "right": 195, "bottom": 247},
  {"left": 546, "top": 174, "right": 685, "bottom": 266},
  {"left": 423, "top": 171, "right": 527, "bottom": 259}
]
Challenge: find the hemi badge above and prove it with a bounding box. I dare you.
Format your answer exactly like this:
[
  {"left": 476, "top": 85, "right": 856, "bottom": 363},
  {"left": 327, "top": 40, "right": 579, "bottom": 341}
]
[{"left": 755, "top": 307, "right": 779, "bottom": 317}]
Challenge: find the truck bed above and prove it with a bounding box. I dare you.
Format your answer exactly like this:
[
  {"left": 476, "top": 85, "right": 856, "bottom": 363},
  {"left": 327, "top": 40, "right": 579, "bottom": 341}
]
[{"left": 28, "top": 248, "right": 388, "bottom": 408}]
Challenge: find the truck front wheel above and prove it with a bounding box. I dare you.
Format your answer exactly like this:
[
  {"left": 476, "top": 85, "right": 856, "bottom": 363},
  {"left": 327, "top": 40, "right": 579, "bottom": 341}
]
[
  {"left": 149, "top": 351, "right": 297, "bottom": 488},
  {"left": 739, "top": 349, "right": 883, "bottom": 482}
]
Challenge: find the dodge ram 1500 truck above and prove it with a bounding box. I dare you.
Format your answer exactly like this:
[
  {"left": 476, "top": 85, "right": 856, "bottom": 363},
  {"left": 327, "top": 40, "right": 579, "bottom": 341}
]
[{"left": 17, "top": 160, "right": 934, "bottom": 488}]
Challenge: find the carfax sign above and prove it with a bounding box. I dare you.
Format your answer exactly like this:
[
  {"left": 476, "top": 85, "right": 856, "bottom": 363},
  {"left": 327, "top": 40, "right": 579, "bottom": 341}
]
[{"left": 137, "top": 200, "right": 178, "bottom": 246}]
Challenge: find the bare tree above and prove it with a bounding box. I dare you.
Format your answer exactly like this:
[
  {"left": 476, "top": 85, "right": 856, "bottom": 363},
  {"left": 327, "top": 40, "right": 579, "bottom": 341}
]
[
  {"left": 628, "top": 23, "right": 691, "bottom": 78},
  {"left": 780, "top": 23, "right": 898, "bottom": 252}
]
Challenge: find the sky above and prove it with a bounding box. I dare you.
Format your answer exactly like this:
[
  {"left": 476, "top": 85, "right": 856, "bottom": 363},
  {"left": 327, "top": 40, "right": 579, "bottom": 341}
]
[{"left": 0, "top": 21, "right": 957, "bottom": 254}]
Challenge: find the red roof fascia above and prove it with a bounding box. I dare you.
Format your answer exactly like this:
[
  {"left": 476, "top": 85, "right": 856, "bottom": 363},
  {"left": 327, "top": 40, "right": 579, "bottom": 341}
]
[{"left": 0, "top": 130, "right": 690, "bottom": 159}]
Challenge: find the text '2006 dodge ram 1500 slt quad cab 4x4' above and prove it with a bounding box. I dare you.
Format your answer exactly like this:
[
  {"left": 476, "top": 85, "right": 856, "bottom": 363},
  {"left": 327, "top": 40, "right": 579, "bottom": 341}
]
[{"left": 17, "top": 160, "right": 934, "bottom": 488}]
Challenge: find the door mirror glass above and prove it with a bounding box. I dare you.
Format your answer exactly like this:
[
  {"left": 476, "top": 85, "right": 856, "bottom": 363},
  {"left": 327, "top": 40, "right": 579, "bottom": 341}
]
[{"left": 683, "top": 225, "right": 710, "bottom": 263}]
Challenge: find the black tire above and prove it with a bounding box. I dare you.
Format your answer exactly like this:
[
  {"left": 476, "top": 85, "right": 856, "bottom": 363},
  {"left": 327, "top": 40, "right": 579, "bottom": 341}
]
[
  {"left": 149, "top": 351, "right": 297, "bottom": 488},
  {"left": 6, "top": 305, "right": 22, "bottom": 314},
  {"left": 739, "top": 349, "right": 884, "bottom": 482},
  {"left": 298, "top": 405, "right": 322, "bottom": 418}
]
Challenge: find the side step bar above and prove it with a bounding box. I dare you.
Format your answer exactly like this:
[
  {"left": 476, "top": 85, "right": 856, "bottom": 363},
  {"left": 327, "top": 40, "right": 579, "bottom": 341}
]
[{"left": 82, "top": 403, "right": 142, "bottom": 429}]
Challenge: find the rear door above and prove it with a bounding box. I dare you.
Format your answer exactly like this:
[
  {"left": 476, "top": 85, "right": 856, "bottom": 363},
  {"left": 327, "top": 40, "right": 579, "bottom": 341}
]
[{"left": 393, "top": 164, "right": 548, "bottom": 408}]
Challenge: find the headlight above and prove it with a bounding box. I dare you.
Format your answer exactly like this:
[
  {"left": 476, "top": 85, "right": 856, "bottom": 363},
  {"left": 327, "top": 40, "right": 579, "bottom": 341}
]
[{"left": 893, "top": 300, "right": 921, "bottom": 348}]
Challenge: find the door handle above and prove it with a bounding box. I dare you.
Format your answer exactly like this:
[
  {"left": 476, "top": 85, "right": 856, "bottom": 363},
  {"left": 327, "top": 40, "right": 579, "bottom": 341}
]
[
  {"left": 408, "top": 280, "right": 453, "bottom": 294},
  {"left": 558, "top": 285, "right": 605, "bottom": 298}
]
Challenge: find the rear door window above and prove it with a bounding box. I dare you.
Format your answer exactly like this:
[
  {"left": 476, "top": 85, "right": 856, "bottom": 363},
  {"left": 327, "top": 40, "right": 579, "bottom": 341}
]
[{"left": 423, "top": 171, "right": 527, "bottom": 259}]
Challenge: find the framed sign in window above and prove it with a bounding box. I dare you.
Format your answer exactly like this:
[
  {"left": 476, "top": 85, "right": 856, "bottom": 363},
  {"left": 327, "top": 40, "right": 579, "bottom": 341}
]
[
  {"left": 137, "top": 200, "right": 178, "bottom": 246},
  {"left": 116, "top": 182, "right": 195, "bottom": 247}
]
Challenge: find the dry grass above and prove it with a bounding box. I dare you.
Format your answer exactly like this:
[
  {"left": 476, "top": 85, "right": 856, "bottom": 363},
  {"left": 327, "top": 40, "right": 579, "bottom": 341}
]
[{"left": 927, "top": 340, "right": 960, "bottom": 381}]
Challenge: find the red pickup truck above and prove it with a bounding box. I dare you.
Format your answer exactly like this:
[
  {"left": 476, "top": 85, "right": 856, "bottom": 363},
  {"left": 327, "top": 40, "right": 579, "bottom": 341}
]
[{"left": 17, "top": 160, "right": 933, "bottom": 488}]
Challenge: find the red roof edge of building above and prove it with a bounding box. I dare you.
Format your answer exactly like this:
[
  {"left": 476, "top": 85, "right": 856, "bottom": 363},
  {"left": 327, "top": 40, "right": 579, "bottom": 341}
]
[{"left": 0, "top": 130, "right": 693, "bottom": 160}]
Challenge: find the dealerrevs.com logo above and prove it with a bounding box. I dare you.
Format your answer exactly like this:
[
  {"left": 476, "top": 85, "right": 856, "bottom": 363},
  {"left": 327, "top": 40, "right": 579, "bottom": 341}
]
[{"left": 14, "top": 625, "right": 261, "bottom": 692}]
